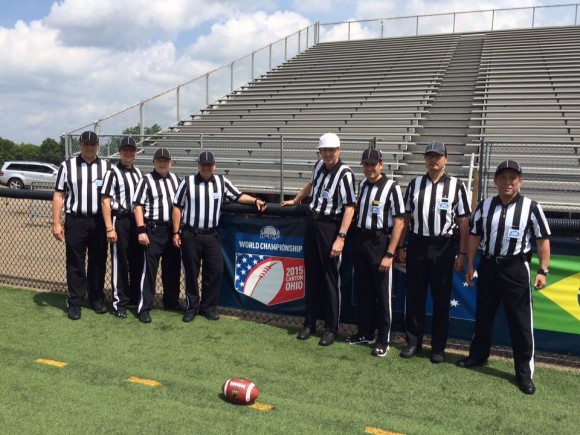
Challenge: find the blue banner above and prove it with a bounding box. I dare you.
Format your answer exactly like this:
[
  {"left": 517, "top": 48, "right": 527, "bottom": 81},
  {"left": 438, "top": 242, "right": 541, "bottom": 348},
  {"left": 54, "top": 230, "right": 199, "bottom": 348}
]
[{"left": 218, "top": 214, "right": 579, "bottom": 355}]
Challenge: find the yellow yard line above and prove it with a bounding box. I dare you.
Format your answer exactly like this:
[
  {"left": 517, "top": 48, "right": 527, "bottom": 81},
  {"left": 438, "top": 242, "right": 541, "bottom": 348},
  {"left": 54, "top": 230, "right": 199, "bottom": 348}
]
[
  {"left": 249, "top": 402, "right": 275, "bottom": 411},
  {"left": 365, "top": 426, "right": 404, "bottom": 435},
  {"left": 35, "top": 358, "right": 68, "bottom": 368},
  {"left": 127, "top": 376, "right": 162, "bottom": 387}
]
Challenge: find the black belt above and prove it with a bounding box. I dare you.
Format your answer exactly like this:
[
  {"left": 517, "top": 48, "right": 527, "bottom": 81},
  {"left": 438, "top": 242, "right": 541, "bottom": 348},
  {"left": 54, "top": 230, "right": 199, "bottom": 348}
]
[
  {"left": 66, "top": 212, "right": 99, "bottom": 219},
  {"left": 311, "top": 211, "right": 343, "bottom": 222},
  {"left": 112, "top": 210, "right": 131, "bottom": 218},
  {"left": 182, "top": 225, "right": 216, "bottom": 235},
  {"left": 359, "top": 228, "right": 389, "bottom": 237},
  {"left": 483, "top": 253, "right": 529, "bottom": 265},
  {"left": 410, "top": 232, "right": 453, "bottom": 243},
  {"left": 145, "top": 219, "right": 171, "bottom": 228}
]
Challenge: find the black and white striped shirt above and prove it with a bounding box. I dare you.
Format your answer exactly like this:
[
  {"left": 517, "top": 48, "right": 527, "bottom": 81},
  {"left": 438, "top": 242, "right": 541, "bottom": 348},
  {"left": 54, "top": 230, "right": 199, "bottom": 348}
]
[
  {"left": 101, "top": 163, "right": 143, "bottom": 212},
  {"left": 470, "top": 193, "right": 551, "bottom": 257},
  {"left": 55, "top": 156, "right": 110, "bottom": 216},
  {"left": 356, "top": 175, "right": 405, "bottom": 230},
  {"left": 173, "top": 173, "right": 242, "bottom": 229},
  {"left": 132, "top": 171, "right": 180, "bottom": 222},
  {"left": 309, "top": 159, "right": 356, "bottom": 217},
  {"left": 404, "top": 173, "right": 470, "bottom": 237}
]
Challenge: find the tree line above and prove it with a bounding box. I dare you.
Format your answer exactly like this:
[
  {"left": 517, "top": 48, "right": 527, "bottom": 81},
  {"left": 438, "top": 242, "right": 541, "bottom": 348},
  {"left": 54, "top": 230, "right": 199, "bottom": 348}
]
[
  {"left": 0, "top": 137, "right": 65, "bottom": 166},
  {"left": 0, "top": 124, "right": 162, "bottom": 166}
]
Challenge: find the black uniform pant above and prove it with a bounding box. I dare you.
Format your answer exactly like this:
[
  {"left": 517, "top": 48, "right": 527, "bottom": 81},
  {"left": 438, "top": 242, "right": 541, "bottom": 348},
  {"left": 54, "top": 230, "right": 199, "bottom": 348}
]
[
  {"left": 138, "top": 223, "right": 181, "bottom": 313},
  {"left": 181, "top": 229, "right": 223, "bottom": 314},
  {"left": 354, "top": 230, "right": 393, "bottom": 346},
  {"left": 469, "top": 258, "right": 535, "bottom": 381},
  {"left": 64, "top": 214, "right": 107, "bottom": 307},
  {"left": 303, "top": 217, "right": 342, "bottom": 334},
  {"left": 110, "top": 215, "right": 143, "bottom": 310},
  {"left": 404, "top": 234, "right": 455, "bottom": 353}
]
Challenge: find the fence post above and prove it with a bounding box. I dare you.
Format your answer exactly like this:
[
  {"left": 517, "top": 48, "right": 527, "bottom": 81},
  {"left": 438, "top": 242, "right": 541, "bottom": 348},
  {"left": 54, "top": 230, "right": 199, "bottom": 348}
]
[
  {"left": 478, "top": 138, "right": 486, "bottom": 201},
  {"left": 176, "top": 85, "right": 181, "bottom": 124},
  {"left": 205, "top": 73, "right": 209, "bottom": 106},
  {"left": 139, "top": 103, "right": 144, "bottom": 139},
  {"left": 279, "top": 135, "right": 285, "bottom": 202},
  {"left": 251, "top": 52, "right": 255, "bottom": 80}
]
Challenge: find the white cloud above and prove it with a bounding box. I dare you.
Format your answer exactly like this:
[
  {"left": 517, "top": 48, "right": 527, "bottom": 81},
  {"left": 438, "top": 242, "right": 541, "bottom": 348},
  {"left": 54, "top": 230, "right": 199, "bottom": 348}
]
[
  {"left": 0, "top": 0, "right": 575, "bottom": 144},
  {"left": 187, "top": 11, "right": 310, "bottom": 61}
]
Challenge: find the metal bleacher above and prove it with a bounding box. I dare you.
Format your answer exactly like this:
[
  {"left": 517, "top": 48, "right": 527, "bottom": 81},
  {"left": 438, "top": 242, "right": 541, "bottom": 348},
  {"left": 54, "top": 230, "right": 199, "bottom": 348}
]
[
  {"left": 131, "top": 25, "right": 580, "bottom": 211},
  {"left": 470, "top": 26, "right": 580, "bottom": 212}
]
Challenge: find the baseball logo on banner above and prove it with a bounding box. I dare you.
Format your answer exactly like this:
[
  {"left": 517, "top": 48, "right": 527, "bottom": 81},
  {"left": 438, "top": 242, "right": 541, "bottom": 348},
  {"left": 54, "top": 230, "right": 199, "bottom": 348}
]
[{"left": 235, "top": 225, "right": 305, "bottom": 306}]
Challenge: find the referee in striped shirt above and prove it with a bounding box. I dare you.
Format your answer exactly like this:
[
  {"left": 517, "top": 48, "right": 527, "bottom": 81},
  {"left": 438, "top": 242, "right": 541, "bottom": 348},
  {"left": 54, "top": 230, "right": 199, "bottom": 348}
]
[
  {"left": 101, "top": 136, "right": 143, "bottom": 318},
  {"left": 281, "top": 133, "right": 356, "bottom": 346},
  {"left": 172, "top": 151, "right": 267, "bottom": 323},
  {"left": 457, "top": 160, "right": 551, "bottom": 395},
  {"left": 399, "top": 141, "right": 471, "bottom": 363},
  {"left": 52, "top": 131, "right": 111, "bottom": 320},
  {"left": 133, "top": 148, "right": 181, "bottom": 323},
  {"left": 346, "top": 149, "right": 405, "bottom": 357}
]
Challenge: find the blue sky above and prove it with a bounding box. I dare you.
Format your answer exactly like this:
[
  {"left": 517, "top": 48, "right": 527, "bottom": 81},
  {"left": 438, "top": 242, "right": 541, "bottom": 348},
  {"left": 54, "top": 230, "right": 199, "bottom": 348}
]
[{"left": 0, "top": 0, "right": 573, "bottom": 144}]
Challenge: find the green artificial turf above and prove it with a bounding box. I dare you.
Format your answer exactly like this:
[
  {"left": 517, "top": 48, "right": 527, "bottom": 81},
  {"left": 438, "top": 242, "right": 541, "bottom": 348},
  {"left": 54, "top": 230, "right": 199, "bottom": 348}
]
[{"left": 0, "top": 286, "right": 578, "bottom": 434}]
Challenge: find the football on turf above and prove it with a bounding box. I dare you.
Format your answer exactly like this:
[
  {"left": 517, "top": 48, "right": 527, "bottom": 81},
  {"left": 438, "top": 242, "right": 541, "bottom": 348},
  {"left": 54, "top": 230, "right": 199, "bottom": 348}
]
[{"left": 222, "top": 378, "right": 259, "bottom": 404}]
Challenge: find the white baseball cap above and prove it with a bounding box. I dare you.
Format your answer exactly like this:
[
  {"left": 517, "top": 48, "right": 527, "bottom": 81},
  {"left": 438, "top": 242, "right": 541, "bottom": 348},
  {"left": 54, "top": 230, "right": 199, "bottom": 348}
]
[{"left": 318, "top": 132, "right": 341, "bottom": 149}]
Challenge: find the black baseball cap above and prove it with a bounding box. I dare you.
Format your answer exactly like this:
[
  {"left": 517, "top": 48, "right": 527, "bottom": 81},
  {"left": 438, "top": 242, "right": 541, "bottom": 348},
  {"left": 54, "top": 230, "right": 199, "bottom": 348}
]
[
  {"left": 119, "top": 136, "right": 137, "bottom": 149},
  {"left": 153, "top": 148, "right": 171, "bottom": 160},
  {"left": 424, "top": 140, "right": 446, "bottom": 156},
  {"left": 495, "top": 160, "right": 522, "bottom": 176},
  {"left": 198, "top": 151, "right": 216, "bottom": 164},
  {"left": 80, "top": 131, "right": 99, "bottom": 143},
  {"left": 361, "top": 149, "right": 383, "bottom": 164}
]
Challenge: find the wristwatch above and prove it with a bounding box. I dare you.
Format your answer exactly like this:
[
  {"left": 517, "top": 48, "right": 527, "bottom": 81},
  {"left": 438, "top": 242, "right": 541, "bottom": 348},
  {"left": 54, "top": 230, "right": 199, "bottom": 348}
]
[
  {"left": 337, "top": 232, "right": 347, "bottom": 239},
  {"left": 537, "top": 268, "right": 549, "bottom": 276}
]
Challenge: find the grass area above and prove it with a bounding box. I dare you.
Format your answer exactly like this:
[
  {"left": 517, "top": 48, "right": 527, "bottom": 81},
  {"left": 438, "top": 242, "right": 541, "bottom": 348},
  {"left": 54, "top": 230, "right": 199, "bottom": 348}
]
[{"left": 1, "top": 286, "right": 578, "bottom": 435}]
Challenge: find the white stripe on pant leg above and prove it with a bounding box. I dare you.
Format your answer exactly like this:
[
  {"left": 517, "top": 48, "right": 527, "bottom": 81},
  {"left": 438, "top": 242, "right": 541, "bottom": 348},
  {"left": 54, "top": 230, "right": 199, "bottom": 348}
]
[
  {"left": 336, "top": 253, "right": 342, "bottom": 330},
  {"left": 524, "top": 261, "right": 535, "bottom": 378},
  {"left": 111, "top": 215, "right": 119, "bottom": 310},
  {"left": 138, "top": 250, "right": 147, "bottom": 313},
  {"left": 386, "top": 266, "right": 393, "bottom": 346},
  {"left": 112, "top": 242, "right": 119, "bottom": 310}
]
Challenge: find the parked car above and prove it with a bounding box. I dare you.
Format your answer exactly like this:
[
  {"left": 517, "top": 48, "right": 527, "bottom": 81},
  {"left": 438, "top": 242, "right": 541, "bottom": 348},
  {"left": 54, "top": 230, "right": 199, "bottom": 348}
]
[{"left": 0, "top": 161, "right": 59, "bottom": 189}]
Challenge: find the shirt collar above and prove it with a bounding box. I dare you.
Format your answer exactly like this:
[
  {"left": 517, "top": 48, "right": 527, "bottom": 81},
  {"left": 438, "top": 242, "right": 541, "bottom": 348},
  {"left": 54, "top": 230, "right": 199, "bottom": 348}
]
[
  {"left": 194, "top": 172, "right": 217, "bottom": 184},
  {"left": 77, "top": 155, "right": 100, "bottom": 166},
  {"left": 323, "top": 158, "right": 343, "bottom": 175},
  {"left": 151, "top": 170, "right": 170, "bottom": 180},
  {"left": 425, "top": 171, "right": 450, "bottom": 184},
  {"left": 117, "top": 162, "right": 136, "bottom": 172},
  {"left": 363, "top": 173, "right": 387, "bottom": 188}
]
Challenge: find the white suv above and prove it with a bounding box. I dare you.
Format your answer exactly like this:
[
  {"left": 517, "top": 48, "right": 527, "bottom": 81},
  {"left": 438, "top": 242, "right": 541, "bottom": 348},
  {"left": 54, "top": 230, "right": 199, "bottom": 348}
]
[{"left": 0, "top": 161, "right": 59, "bottom": 189}]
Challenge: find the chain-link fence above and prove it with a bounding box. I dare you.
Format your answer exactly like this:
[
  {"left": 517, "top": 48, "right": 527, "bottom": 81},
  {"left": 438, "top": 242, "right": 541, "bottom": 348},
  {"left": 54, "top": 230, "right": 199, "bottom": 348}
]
[
  {"left": 3, "top": 188, "right": 580, "bottom": 364},
  {"left": 0, "top": 189, "right": 350, "bottom": 334},
  {"left": 478, "top": 140, "right": 580, "bottom": 214},
  {"left": 60, "top": 133, "right": 405, "bottom": 201}
]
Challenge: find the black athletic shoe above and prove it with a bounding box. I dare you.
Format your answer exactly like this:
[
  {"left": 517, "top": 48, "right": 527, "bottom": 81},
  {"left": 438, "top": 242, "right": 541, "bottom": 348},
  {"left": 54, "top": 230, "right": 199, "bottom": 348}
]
[
  {"left": 113, "top": 309, "right": 127, "bottom": 319},
  {"left": 67, "top": 305, "right": 81, "bottom": 320},
  {"left": 200, "top": 311, "right": 220, "bottom": 321},
  {"left": 139, "top": 311, "right": 152, "bottom": 323},
  {"left": 345, "top": 334, "right": 376, "bottom": 345},
  {"left": 182, "top": 310, "right": 196, "bottom": 323},
  {"left": 91, "top": 300, "right": 107, "bottom": 314},
  {"left": 297, "top": 327, "right": 312, "bottom": 340},
  {"left": 372, "top": 345, "right": 389, "bottom": 357}
]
